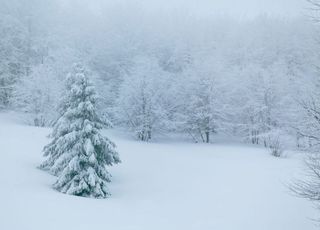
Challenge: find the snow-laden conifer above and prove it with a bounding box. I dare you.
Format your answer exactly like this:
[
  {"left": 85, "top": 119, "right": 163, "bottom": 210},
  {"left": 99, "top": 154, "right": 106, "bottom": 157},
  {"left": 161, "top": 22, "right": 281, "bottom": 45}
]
[{"left": 40, "top": 63, "right": 120, "bottom": 198}]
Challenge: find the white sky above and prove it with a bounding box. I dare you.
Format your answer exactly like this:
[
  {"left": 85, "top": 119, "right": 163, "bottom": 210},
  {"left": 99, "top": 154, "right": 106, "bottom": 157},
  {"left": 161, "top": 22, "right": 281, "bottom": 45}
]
[
  {"left": 211, "top": 0, "right": 305, "bottom": 16},
  {"left": 59, "top": 0, "right": 309, "bottom": 19},
  {"left": 140, "top": 0, "right": 308, "bottom": 18}
]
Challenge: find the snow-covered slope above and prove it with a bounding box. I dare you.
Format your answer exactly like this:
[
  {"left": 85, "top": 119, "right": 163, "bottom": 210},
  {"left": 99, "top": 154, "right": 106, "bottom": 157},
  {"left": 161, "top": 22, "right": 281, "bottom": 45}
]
[{"left": 0, "top": 113, "right": 317, "bottom": 230}]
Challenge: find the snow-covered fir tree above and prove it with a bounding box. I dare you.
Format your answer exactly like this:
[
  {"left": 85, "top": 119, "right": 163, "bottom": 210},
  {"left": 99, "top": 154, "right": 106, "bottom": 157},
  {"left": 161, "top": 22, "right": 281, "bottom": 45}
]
[{"left": 40, "top": 63, "right": 120, "bottom": 198}]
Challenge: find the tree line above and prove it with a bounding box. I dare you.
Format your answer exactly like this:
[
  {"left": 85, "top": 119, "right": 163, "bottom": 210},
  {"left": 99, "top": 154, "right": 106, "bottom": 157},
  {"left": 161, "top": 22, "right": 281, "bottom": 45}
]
[{"left": 1, "top": 0, "right": 320, "bottom": 157}]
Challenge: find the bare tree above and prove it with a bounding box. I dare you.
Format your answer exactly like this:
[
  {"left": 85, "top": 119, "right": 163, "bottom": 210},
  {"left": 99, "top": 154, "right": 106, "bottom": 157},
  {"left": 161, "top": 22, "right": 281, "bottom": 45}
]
[
  {"left": 290, "top": 0, "right": 320, "bottom": 212},
  {"left": 291, "top": 155, "right": 320, "bottom": 205}
]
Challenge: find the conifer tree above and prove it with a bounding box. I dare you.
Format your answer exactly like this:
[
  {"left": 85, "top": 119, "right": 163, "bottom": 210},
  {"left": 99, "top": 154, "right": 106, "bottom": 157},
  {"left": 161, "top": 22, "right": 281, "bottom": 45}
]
[{"left": 40, "top": 63, "right": 120, "bottom": 198}]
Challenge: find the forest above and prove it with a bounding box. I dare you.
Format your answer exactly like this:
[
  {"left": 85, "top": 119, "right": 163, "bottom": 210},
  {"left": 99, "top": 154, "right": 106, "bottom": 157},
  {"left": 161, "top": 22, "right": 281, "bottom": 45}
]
[{"left": 2, "top": 0, "right": 320, "bottom": 229}]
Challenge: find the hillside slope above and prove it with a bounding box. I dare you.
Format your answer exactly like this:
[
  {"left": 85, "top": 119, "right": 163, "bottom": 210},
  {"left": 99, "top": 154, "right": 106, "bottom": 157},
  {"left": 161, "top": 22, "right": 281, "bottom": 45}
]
[{"left": 0, "top": 113, "right": 317, "bottom": 230}]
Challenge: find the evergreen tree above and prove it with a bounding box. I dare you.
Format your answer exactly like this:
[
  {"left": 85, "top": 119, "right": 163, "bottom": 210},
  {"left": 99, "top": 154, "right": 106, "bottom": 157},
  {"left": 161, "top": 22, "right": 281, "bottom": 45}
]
[{"left": 40, "top": 63, "right": 120, "bottom": 198}]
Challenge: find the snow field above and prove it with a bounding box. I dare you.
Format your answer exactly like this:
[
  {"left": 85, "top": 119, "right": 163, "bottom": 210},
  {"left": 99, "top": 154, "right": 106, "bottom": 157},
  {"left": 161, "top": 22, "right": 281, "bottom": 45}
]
[{"left": 0, "top": 113, "right": 317, "bottom": 230}]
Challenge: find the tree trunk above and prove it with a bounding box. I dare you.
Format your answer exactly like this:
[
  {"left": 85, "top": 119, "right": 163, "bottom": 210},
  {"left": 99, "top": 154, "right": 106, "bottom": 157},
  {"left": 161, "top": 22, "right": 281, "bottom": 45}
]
[
  {"left": 205, "top": 131, "right": 210, "bottom": 143},
  {"left": 147, "top": 130, "right": 151, "bottom": 141}
]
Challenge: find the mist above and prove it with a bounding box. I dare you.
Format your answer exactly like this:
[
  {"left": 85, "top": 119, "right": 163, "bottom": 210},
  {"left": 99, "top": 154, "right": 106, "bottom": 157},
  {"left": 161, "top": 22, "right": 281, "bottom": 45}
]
[{"left": 2, "top": 0, "right": 320, "bottom": 228}]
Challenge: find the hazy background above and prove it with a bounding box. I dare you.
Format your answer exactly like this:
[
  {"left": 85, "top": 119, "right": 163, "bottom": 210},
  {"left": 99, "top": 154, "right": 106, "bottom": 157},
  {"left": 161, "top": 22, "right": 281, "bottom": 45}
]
[
  {"left": 55, "top": 0, "right": 308, "bottom": 19},
  {"left": 1, "top": 0, "right": 319, "bottom": 144}
]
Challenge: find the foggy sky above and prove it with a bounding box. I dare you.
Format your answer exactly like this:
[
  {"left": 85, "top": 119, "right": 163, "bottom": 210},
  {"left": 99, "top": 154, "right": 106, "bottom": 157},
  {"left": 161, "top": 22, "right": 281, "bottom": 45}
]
[
  {"left": 184, "top": 0, "right": 307, "bottom": 18},
  {"left": 73, "top": 0, "right": 308, "bottom": 19}
]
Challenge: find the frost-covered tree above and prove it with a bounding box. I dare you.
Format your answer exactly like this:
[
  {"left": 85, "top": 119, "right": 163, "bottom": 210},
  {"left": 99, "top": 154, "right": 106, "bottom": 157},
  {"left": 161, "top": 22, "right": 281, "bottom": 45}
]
[
  {"left": 40, "top": 63, "right": 120, "bottom": 198},
  {"left": 291, "top": 154, "right": 320, "bottom": 206},
  {"left": 178, "top": 71, "right": 221, "bottom": 143},
  {"left": 13, "top": 63, "right": 62, "bottom": 126},
  {"left": 294, "top": 78, "right": 320, "bottom": 149},
  {"left": 11, "top": 43, "right": 81, "bottom": 127},
  {"left": 229, "top": 46, "right": 300, "bottom": 156},
  {"left": 116, "top": 56, "right": 169, "bottom": 141},
  {"left": 0, "top": 14, "right": 28, "bottom": 108},
  {"left": 289, "top": 0, "right": 320, "bottom": 217},
  {"left": 168, "top": 55, "right": 231, "bottom": 143}
]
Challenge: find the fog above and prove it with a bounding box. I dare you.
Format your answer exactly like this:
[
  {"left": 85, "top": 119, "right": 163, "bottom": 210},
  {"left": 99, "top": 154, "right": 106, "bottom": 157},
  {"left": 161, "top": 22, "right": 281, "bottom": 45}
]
[
  {"left": 56, "top": 0, "right": 307, "bottom": 19},
  {"left": 0, "top": 0, "right": 319, "bottom": 144},
  {"left": 2, "top": 0, "right": 320, "bottom": 225}
]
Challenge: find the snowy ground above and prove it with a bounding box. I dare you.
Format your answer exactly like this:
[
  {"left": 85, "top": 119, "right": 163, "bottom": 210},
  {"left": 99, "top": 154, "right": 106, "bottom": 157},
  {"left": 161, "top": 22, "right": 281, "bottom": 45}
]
[{"left": 0, "top": 112, "right": 318, "bottom": 230}]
